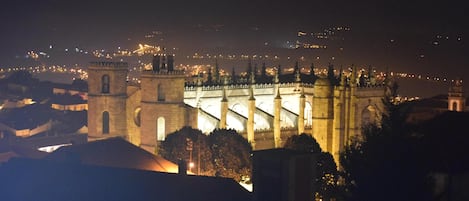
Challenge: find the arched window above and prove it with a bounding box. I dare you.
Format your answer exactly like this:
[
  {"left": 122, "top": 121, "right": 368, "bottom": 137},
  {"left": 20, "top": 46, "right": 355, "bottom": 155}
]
[
  {"left": 102, "top": 111, "right": 110, "bottom": 134},
  {"left": 362, "top": 105, "right": 377, "bottom": 126},
  {"left": 452, "top": 101, "right": 458, "bottom": 111},
  {"left": 157, "top": 84, "right": 165, "bottom": 101},
  {"left": 102, "top": 75, "right": 110, "bottom": 94},
  {"left": 134, "top": 107, "right": 141, "bottom": 127},
  {"left": 157, "top": 117, "right": 165, "bottom": 141}
]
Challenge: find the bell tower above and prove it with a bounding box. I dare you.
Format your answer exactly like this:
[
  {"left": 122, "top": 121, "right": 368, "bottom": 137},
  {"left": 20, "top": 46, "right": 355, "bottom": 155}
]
[
  {"left": 87, "top": 61, "right": 128, "bottom": 140},
  {"left": 448, "top": 79, "right": 465, "bottom": 112},
  {"left": 140, "top": 54, "right": 190, "bottom": 153}
]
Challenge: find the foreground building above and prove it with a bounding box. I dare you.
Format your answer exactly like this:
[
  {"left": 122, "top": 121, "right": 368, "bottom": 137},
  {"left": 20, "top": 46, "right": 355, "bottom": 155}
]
[
  {"left": 87, "top": 55, "right": 390, "bottom": 162},
  {"left": 0, "top": 157, "right": 251, "bottom": 201}
]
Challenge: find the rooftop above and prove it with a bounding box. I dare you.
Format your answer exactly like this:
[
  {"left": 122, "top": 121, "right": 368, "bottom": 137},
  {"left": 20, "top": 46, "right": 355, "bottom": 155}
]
[
  {"left": 0, "top": 157, "right": 251, "bottom": 201},
  {"left": 45, "top": 137, "right": 179, "bottom": 173}
]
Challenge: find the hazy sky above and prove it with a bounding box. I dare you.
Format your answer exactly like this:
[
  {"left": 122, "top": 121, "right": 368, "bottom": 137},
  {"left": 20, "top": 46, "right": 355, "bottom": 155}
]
[{"left": 0, "top": 0, "right": 468, "bottom": 97}]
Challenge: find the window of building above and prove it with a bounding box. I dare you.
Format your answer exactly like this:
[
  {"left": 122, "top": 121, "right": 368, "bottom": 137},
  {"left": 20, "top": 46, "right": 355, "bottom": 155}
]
[
  {"left": 362, "top": 105, "right": 377, "bottom": 126},
  {"left": 102, "top": 75, "right": 110, "bottom": 94},
  {"left": 157, "top": 84, "right": 165, "bottom": 101},
  {"left": 134, "top": 107, "right": 141, "bottom": 127},
  {"left": 157, "top": 117, "right": 165, "bottom": 141},
  {"left": 103, "top": 111, "right": 110, "bottom": 134}
]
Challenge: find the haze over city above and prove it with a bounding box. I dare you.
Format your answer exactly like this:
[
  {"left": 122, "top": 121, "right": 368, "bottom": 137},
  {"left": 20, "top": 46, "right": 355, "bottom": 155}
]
[
  {"left": 2, "top": 1, "right": 469, "bottom": 201},
  {"left": 0, "top": 0, "right": 468, "bottom": 97}
]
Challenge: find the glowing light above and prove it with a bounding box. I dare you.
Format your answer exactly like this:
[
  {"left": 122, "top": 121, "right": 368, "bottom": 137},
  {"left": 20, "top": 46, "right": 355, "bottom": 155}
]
[{"left": 38, "top": 143, "right": 72, "bottom": 153}]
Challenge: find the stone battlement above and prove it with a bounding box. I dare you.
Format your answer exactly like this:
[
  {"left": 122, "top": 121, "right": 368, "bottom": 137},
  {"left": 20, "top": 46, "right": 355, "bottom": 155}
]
[
  {"left": 89, "top": 61, "right": 128, "bottom": 69},
  {"left": 141, "top": 69, "right": 185, "bottom": 76}
]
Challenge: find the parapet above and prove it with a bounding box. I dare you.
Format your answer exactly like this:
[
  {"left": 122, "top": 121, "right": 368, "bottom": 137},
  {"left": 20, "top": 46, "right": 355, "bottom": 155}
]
[
  {"left": 88, "top": 61, "right": 128, "bottom": 69},
  {"left": 141, "top": 69, "right": 185, "bottom": 75}
]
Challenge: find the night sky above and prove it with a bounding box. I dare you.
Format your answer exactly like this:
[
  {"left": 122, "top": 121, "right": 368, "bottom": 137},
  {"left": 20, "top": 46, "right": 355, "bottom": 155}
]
[{"left": 0, "top": 0, "right": 468, "bottom": 97}]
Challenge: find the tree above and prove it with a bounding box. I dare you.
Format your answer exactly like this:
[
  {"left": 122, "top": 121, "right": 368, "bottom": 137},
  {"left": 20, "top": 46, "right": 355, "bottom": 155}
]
[
  {"left": 208, "top": 129, "right": 252, "bottom": 182},
  {"left": 283, "top": 133, "right": 340, "bottom": 201},
  {"left": 283, "top": 133, "right": 321, "bottom": 153},
  {"left": 159, "top": 127, "right": 253, "bottom": 181},
  {"left": 419, "top": 112, "right": 469, "bottom": 201},
  {"left": 340, "top": 100, "right": 433, "bottom": 201},
  {"left": 159, "top": 127, "right": 215, "bottom": 176}
]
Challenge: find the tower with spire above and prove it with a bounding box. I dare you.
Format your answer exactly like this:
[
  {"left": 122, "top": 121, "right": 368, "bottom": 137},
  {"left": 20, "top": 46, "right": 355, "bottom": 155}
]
[
  {"left": 139, "top": 54, "right": 196, "bottom": 153},
  {"left": 448, "top": 79, "right": 465, "bottom": 112}
]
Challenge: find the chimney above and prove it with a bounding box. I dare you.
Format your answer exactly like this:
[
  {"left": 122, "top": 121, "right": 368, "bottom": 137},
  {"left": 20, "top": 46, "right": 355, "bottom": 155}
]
[{"left": 178, "top": 159, "right": 187, "bottom": 175}]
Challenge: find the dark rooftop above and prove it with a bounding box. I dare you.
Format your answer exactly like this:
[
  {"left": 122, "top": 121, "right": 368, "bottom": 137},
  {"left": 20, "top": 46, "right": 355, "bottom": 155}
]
[
  {"left": 0, "top": 103, "right": 53, "bottom": 130},
  {"left": 45, "top": 137, "right": 180, "bottom": 173},
  {"left": 0, "top": 157, "right": 251, "bottom": 201}
]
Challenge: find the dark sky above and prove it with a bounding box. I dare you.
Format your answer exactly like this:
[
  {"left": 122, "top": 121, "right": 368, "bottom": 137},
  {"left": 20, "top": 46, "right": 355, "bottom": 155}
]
[
  {"left": 0, "top": 0, "right": 468, "bottom": 97},
  {"left": 1, "top": 1, "right": 466, "bottom": 49}
]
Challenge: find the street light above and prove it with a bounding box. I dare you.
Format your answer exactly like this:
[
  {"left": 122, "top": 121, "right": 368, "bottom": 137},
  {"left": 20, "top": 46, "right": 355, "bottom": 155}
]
[{"left": 189, "top": 162, "right": 195, "bottom": 169}]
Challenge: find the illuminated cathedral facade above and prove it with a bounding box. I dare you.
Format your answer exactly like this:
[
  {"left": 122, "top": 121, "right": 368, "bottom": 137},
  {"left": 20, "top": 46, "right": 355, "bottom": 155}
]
[{"left": 87, "top": 55, "right": 390, "bottom": 163}]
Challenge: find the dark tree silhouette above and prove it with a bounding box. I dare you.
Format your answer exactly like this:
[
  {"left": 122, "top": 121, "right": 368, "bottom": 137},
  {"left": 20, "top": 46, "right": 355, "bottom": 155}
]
[
  {"left": 419, "top": 112, "right": 469, "bottom": 201},
  {"left": 283, "top": 133, "right": 321, "bottom": 153},
  {"left": 340, "top": 100, "right": 433, "bottom": 201},
  {"left": 208, "top": 129, "right": 252, "bottom": 182},
  {"left": 159, "top": 127, "right": 215, "bottom": 176},
  {"left": 283, "top": 133, "right": 340, "bottom": 201},
  {"left": 160, "top": 127, "right": 253, "bottom": 181}
]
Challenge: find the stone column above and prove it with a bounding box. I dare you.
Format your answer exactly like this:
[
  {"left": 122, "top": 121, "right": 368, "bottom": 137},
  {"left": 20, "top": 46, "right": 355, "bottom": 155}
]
[
  {"left": 298, "top": 90, "right": 305, "bottom": 134},
  {"left": 247, "top": 86, "right": 256, "bottom": 148},
  {"left": 220, "top": 87, "right": 228, "bottom": 129},
  {"left": 274, "top": 88, "right": 282, "bottom": 148}
]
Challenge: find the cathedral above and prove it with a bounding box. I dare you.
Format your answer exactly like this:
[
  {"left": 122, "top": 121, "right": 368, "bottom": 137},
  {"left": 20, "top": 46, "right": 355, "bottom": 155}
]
[{"left": 87, "top": 55, "right": 390, "bottom": 163}]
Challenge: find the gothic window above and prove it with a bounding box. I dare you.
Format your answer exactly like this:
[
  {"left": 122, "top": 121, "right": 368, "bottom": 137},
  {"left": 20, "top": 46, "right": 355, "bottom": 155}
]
[
  {"left": 102, "top": 75, "right": 110, "bottom": 94},
  {"left": 157, "top": 84, "right": 165, "bottom": 101},
  {"left": 362, "top": 105, "right": 377, "bottom": 126},
  {"left": 134, "top": 107, "right": 141, "bottom": 127},
  {"left": 102, "top": 111, "right": 110, "bottom": 134},
  {"left": 157, "top": 117, "right": 165, "bottom": 141}
]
